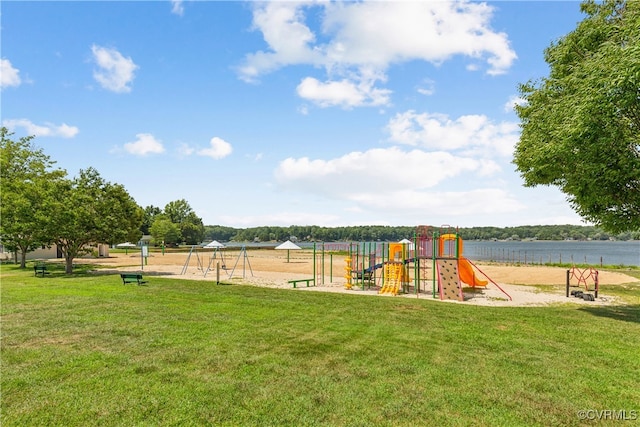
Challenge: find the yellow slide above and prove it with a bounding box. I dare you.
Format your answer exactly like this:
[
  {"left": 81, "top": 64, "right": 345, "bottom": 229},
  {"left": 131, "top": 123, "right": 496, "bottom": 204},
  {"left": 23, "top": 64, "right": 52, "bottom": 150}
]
[{"left": 459, "top": 257, "right": 488, "bottom": 287}]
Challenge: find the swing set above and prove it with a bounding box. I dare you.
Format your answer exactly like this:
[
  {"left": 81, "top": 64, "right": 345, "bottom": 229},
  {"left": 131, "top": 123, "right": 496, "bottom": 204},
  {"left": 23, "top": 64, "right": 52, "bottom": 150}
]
[
  {"left": 180, "top": 245, "right": 227, "bottom": 277},
  {"left": 180, "top": 244, "right": 253, "bottom": 279}
]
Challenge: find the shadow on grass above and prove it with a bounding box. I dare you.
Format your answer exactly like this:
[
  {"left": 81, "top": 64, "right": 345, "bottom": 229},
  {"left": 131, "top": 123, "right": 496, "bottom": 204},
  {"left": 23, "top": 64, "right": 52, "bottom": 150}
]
[{"left": 578, "top": 304, "right": 640, "bottom": 324}]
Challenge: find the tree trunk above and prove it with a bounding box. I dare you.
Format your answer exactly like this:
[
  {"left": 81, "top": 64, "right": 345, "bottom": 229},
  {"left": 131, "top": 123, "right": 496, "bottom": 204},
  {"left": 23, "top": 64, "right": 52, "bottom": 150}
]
[
  {"left": 19, "top": 247, "right": 27, "bottom": 268},
  {"left": 65, "top": 255, "right": 74, "bottom": 274}
]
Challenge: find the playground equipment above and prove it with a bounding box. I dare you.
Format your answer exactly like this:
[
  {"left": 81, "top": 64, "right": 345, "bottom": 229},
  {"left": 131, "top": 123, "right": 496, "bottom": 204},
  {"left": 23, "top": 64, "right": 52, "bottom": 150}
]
[
  {"left": 566, "top": 266, "right": 599, "bottom": 301},
  {"left": 379, "top": 263, "right": 405, "bottom": 295},
  {"left": 434, "top": 230, "right": 511, "bottom": 301},
  {"left": 288, "top": 242, "right": 323, "bottom": 288},
  {"left": 379, "top": 243, "right": 410, "bottom": 295},
  {"left": 288, "top": 227, "right": 511, "bottom": 303},
  {"left": 344, "top": 257, "right": 353, "bottom": 289},
  {"left": 181, "top": 245, "right": 226, "bottom": 277},
  {"left": 227, "top": 245, "right": 254, "bottom": 279},
  {"left": 338, "top": 227, "right": 502, "bottom": 300}
]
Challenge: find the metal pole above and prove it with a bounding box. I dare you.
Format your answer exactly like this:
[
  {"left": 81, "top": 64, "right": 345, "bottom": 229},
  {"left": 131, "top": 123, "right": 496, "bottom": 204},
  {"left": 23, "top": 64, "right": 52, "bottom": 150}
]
[
  {"left": 432, "top": 231, "right": 437, "bottom": 298},
  {"left": 322, "top": 242, "right": 325, "bottom": 285},
  {"left": 330, "top": 253, "right": 333, "bottom": 283}
]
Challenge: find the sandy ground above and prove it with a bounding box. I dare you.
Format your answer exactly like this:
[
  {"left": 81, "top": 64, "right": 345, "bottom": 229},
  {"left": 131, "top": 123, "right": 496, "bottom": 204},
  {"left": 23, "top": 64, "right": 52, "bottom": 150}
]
[{"left": 80, "top": 249, "right": 639, "bottom": 307}]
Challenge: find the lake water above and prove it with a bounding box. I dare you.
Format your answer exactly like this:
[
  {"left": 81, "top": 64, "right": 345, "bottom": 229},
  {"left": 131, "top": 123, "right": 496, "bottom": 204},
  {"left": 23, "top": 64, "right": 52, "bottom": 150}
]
[
  {"left": 464, "top": 240, "right": 639, "bottom": 267},
  {"left": 221, "top": 240, "right": 639, "bottom": 267}
]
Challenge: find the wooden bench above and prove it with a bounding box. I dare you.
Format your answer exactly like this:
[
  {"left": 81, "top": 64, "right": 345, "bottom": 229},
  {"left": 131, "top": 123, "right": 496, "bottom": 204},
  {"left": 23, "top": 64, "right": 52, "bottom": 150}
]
[
  {"left": 120, "top": 273, "right": 147, "bottom": 285},
  {"left": 34, "top": 264, "right": 50, "bottom": 277},
  {"left": 288, "top": 278, "right": 315, "bottom": 288}
]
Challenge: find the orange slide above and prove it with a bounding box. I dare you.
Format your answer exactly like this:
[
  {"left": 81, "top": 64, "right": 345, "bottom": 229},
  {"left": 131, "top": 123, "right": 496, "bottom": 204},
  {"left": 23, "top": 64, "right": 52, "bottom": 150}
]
[{"left": 458, "top": 257, "right": 488, "bottom": 287}]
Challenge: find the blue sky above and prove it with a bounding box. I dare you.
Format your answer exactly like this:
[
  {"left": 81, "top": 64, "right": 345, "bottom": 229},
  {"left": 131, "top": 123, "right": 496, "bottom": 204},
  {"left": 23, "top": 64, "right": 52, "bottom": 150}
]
[{"left": 2, "top": 1, "right": 590, "bottom": 228}]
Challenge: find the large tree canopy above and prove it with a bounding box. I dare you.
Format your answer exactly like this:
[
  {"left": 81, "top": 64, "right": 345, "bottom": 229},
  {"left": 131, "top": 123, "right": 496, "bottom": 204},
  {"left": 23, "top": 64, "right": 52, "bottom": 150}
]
[
  {"left": 162, "top": 199, "right": 204, "bottom": 245},
  {"left": 44, "top": 168, "right": 143, "bottom": 273},
  {"left": 0, "top": 128, "right": 66, "bottom": 267},
  {"left": 514, "top": 0, "right": 640, "bottom": 233}
]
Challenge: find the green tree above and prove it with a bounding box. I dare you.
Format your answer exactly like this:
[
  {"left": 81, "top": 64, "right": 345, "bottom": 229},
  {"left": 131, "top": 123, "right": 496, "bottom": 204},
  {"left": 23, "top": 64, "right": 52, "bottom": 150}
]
[
  {"left": 164, "top": 199, "right": 204, "bottom": 244},
  {"left": 43, "top": 168, "right": 143, "bottom": 273},
  {"left": 180, "top": 212, "right": 205, "bottom": 245},
  {"left": 141, "top": 205, "right": 162, "bottom": 235},
  {"left": 0, "top": 128, "right": 66, "bottom": 267},
  {"left": 514, "top": 0, "right": 640, "bottom": 233},
  {"left": 149, "top": 215, "right": 181, "bottom": 246},
  {"left": 203, "top": 225, "right": 238, "bottom": 241},
  {"left": 164, "top": 199, "right": 193, "bottom": 224}
]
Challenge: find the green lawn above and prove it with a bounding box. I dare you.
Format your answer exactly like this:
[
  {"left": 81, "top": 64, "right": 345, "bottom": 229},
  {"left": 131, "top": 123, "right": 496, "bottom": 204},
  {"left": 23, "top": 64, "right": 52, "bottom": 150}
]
[{"left": 2, "top": 264, "right": 639, "bottom": 426}]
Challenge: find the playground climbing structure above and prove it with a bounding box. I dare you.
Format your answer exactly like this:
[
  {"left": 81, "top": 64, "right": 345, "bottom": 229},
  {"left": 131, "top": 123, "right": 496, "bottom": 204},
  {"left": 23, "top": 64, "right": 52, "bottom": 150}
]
[
  {"left": 566, "top": 266, "right": 599, "bottom": 300},
  {"left": 308, "top": 225, "right": 511, "bottom": 302},
  {"left": 433, "top": 227, "right": 511, "bottom": 301}
]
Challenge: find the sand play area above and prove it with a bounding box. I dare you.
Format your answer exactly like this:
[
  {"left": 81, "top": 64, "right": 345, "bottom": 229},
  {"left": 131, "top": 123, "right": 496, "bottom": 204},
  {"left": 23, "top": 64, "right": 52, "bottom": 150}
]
[{"left": 83, "top": 248, "right": 639, "bottom": 307}]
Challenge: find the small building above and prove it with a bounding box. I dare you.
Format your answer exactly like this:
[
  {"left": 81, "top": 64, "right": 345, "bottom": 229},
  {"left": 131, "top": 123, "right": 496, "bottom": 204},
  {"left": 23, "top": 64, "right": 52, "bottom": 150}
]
[{"left": 6, "top": 243, "right": 110, "bottom": 261}]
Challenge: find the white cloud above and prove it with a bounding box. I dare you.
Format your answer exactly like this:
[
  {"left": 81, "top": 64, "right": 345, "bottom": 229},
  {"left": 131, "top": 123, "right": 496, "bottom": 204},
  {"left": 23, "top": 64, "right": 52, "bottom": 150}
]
[
  {"left": 348, "top": 188, "right": 524, "bottom": 216},
  {"left": 238, "top": 1, "right": 322, "bottom": 82},
  {"left": 321, "top": 1, "right": 515, "bottom": 73},
  {"left": 417, "top": 79, "right": 435, "bottom": 96},
  {"left": 274, "top": 146, "right": 521, "bottom": 219},
  {"left": 276, "top": 147, "right": 482, "bottom": 194},
  {"left": 1, "top": 59, "right": 21, "bottom": 89},
  {"left": 296, "top": 76, "right": 391, "bottom": 109},
  {"left": 2, "top": 118, "right": 79, "bottom": 138},
  {"left": 91, "top": 45, "right": 138, "bottom": 93},
  {"left": 298, "top": 104, "right": 310, "bottom": 115},
  {"left": 386, "top": 110, "right": 519, "bottom": 157},
  {"left": 239, "top": 1, "right": 516, "bottom": 105},
  {"left": 177, "top": 142, "right": 195, "bottom": 157},
  {"left": 171, "top": 0, "right": 184, "bottom": 16},
  {"left": 123, "top": 133, "right": 165, "bottom": 156},
  {"left": 197, "top": 137, "right": 232, "bottom": 159},
  {"left": 504, "top": 95, "right": 526, "bottom": 113}
]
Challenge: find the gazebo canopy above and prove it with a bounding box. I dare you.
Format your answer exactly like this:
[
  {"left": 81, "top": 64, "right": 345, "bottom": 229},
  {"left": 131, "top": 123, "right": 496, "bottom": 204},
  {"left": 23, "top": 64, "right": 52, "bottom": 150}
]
[
  {"left": 275, "top": 240, "right": 301, "bottom": 250},
  {"left": 204, "top": 240, "right": 225, "bottom": 248},
  {"left": 275, "top": 240, "right": 301, "bottom": 262},
  {"left": 116, "top": 242, "right": 137, "bottom": 248}
]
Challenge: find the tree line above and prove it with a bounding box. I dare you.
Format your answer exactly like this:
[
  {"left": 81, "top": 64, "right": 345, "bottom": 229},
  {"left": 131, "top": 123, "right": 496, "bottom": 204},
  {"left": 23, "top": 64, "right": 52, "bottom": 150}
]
[{"left": 203, "top": 224, "right": 639, "bottom": 243}]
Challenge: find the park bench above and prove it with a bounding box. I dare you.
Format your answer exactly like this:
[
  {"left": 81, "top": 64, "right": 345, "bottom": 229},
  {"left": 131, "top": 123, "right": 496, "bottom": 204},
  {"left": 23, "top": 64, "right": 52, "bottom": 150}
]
[
  {"left": 120, "top": 273, "right": 147, "bottom": 285},
  {"left": 289, "top": 278, "right": 315, "bottom": 288},
  {"left": 34, "top": 263, "right": 50, "bottom": 277}
]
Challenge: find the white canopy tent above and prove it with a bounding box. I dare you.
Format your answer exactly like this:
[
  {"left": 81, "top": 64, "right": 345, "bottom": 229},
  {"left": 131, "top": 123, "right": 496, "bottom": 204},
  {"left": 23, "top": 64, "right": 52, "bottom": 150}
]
[
  {"left": 204, "top": 240, "right": 225, "bottom": 248},
  {"left": 275, "top": 240, "right": 301, "bottom": 263}
]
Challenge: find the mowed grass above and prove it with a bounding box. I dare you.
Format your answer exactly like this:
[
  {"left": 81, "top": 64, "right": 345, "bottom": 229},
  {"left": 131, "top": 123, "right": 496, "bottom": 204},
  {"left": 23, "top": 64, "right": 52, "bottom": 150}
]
[{"left": 2, "top": 265, "right": 639, "bottom": 426}]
